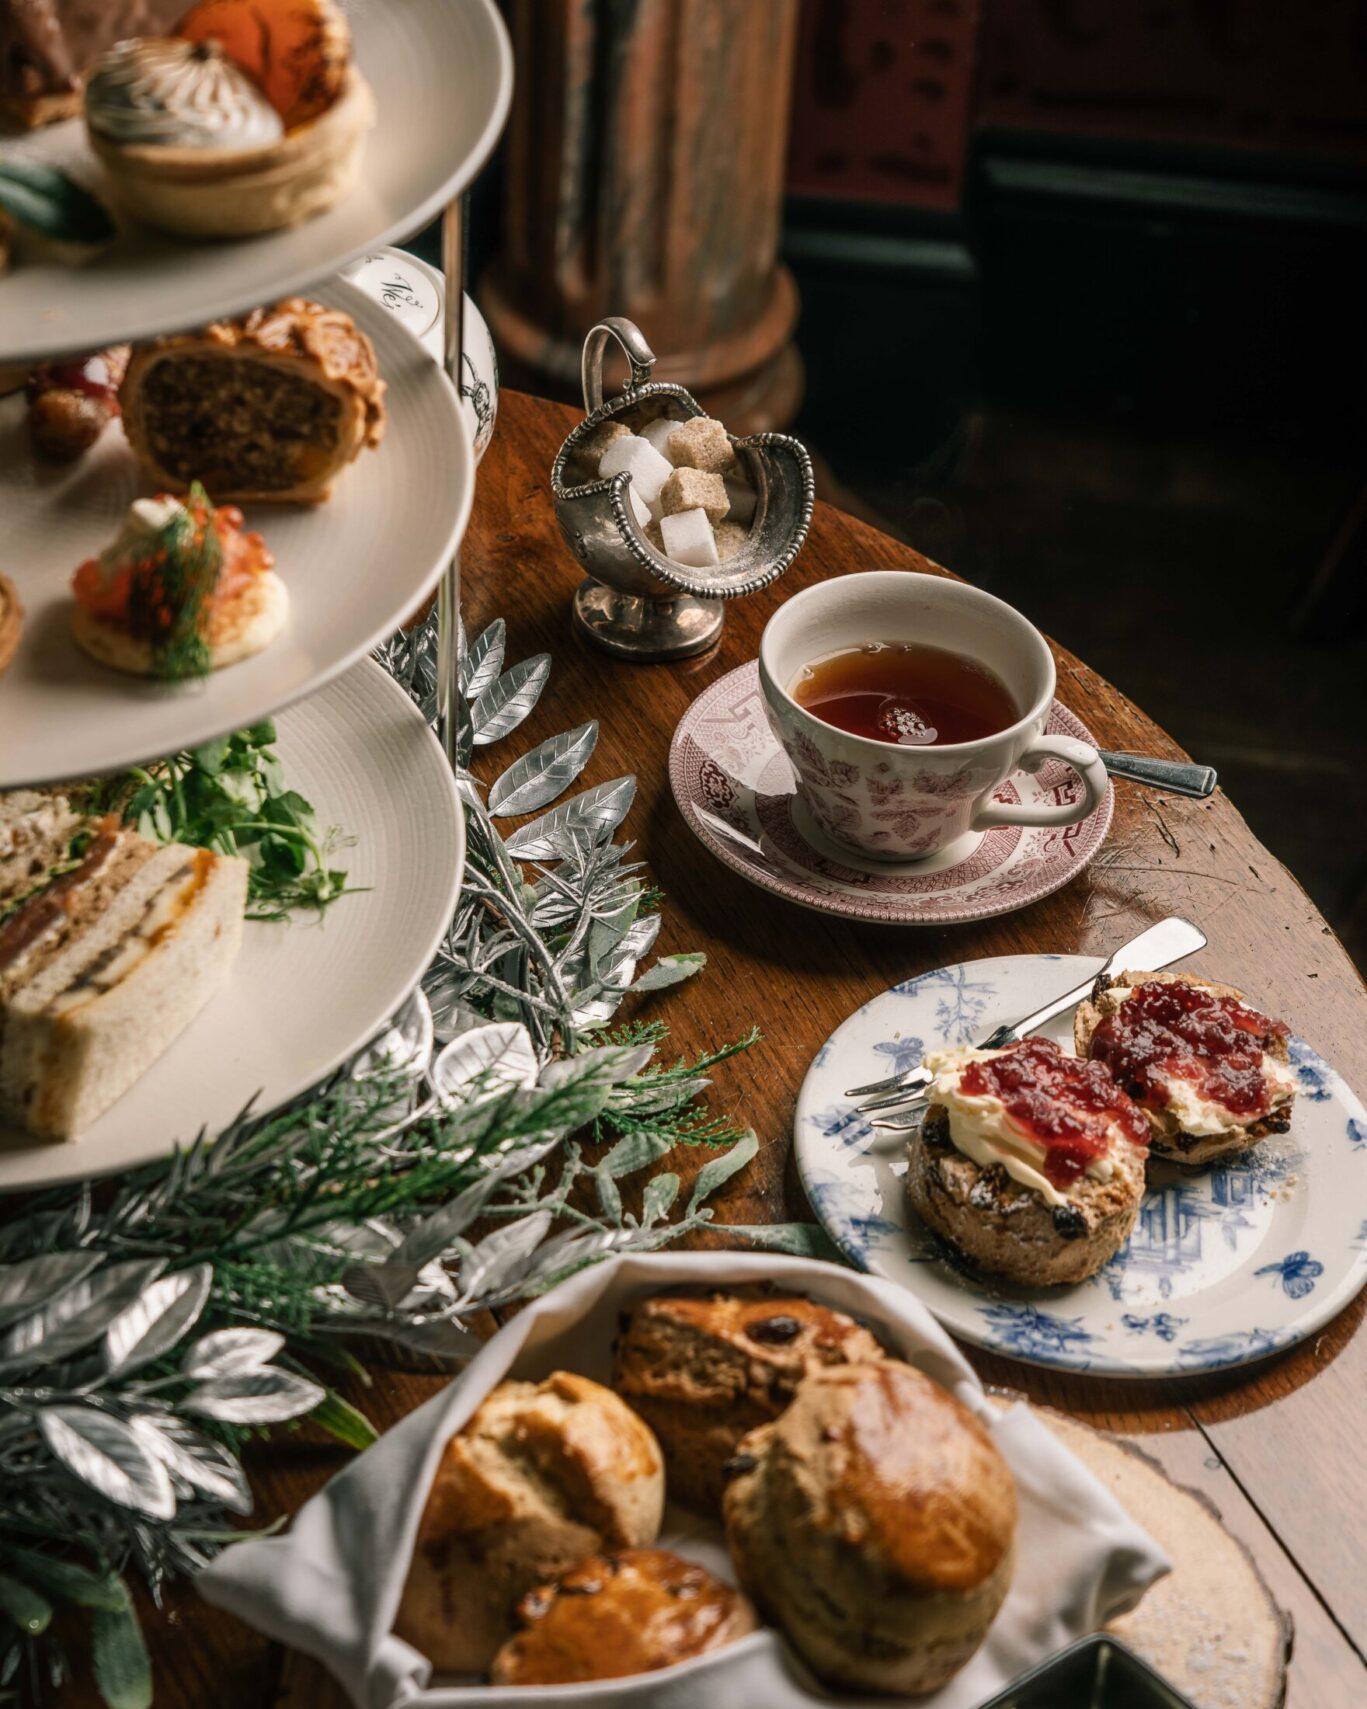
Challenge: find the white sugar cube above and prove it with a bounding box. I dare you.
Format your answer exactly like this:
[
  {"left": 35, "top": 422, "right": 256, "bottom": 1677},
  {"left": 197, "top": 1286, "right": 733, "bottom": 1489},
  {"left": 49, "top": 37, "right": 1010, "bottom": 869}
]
[
  {"left": 599, "top": 434, "right": 673, "bottom": 507},
  {"left": 660, "top": 506, "right": 719, "bottom": 568},
  {"left": 626, "top": 485, "right": 651, "bottom": 530},
  {"left": 722, "top": 473, "right": 757, "bottom": 525},
  {"left": 640, "top": 416, "right": 684, "bottom": 457}
]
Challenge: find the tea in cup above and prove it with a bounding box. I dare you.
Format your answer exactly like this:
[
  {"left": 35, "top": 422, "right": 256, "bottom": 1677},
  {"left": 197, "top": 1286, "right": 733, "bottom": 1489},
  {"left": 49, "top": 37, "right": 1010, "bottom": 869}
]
[{"left": 758, "top": 571, "right": 1109, "bottom": 862}]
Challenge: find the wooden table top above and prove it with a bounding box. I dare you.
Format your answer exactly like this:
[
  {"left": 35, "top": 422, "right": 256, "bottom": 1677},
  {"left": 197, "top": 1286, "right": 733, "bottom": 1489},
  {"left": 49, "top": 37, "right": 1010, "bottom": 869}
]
[{"left": 72, "top": 390, "right": 1366, "bottom": 1706}]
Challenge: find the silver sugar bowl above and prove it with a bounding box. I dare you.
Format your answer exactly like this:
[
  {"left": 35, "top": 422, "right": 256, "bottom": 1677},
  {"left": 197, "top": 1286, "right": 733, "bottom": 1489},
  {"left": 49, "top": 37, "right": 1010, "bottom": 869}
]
[{"left": 551, "top": 317, "right": 815, "bottom": 661}]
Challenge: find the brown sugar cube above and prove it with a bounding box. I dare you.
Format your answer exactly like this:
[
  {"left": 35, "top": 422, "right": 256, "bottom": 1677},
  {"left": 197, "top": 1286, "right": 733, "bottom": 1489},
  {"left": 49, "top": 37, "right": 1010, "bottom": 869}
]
[
  {"left": 643, "top": 518, "right": 665, "bottom": 553},
  {"left": 666, "top": 416, "right": 735, "bottom": 473},
  {"left": 715, "top": 520, "right": 749, "bottom": 559},
  {"left": 660, "top": 467, "right": 728, "bottom": 526},
  {"left": 580, "top": 418, "right": 632, "bottom": 468}
]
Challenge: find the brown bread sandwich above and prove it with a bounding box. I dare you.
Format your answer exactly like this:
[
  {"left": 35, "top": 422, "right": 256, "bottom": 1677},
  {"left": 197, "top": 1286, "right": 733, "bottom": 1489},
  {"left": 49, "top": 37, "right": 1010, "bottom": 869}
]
[{"left": 0, "top": 793, "right": 247, "bottom": 1139}]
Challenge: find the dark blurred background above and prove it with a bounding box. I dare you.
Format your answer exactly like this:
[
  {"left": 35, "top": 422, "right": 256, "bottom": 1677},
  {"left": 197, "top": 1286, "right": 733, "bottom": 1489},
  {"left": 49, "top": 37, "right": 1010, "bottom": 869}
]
[{"left": 434, "top": 0, "right": 1367, "bottom": 967}]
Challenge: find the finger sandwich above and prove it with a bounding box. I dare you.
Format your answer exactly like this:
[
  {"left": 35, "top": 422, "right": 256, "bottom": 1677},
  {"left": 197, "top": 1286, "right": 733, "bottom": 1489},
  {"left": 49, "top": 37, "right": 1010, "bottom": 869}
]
[{"left": 0, "top": 794, "right": 246, "bottom": 1140}]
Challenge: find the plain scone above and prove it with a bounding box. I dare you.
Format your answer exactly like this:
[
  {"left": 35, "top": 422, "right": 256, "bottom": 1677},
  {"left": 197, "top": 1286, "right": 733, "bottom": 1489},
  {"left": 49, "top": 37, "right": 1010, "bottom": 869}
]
[
  {"left": 488, "top": 1548, "right": 757, "bottom": 1686},
  {"left": 906, "top": 1102, "right": 1147, "bottom": 1286},
  {"left": 724, "top": 1361, "right": 1017, "bottom": 1696},
  {"left": 611, "top": 1289, "right": 884, "bottom": 1512},
  {"left": 1075, "top": 969, "right": 1294, "bottom": 1166},
  {"left": 392, "top": 1372, "right": 665, "bottom": 1676}
]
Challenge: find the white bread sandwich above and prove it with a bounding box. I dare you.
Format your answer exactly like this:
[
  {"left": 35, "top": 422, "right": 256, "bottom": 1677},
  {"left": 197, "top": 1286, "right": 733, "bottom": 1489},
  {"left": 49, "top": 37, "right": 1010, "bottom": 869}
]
[
  {"left": 0, "top": 799, "right": 247, "bottom": 1140},
  {"left": 1075, "top": 969, "right": 1295, "bottom": 1167}
]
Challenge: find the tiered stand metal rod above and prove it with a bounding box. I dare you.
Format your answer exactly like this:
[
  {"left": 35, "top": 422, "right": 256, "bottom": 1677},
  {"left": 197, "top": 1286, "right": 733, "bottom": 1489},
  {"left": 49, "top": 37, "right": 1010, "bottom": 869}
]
[{"left": 437, "top": 195, "right": 468, "bottom": 765}]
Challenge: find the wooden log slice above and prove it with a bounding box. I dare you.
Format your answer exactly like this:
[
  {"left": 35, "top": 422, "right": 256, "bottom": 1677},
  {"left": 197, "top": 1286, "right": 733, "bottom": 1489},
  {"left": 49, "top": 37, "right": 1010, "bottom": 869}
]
[{"left": 1033, "top": 1407, "right": 1291, "bottom": 1709}]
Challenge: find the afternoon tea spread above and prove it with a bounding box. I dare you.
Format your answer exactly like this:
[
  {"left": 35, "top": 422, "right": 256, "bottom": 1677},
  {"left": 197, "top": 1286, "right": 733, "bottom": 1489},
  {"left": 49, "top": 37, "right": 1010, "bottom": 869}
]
[{"left": 0, "top": 7, "right": 1357, "bottom": 1709}]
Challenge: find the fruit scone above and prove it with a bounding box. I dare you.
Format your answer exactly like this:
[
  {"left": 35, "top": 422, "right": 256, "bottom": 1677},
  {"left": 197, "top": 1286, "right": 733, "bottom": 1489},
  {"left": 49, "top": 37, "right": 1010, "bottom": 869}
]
[
  {"left": 906, "top": 1037, "right": 1150, "bottom": 1285},
  {"left": 1076, "top": 970, "right": 1296, "bottom": 1167}
]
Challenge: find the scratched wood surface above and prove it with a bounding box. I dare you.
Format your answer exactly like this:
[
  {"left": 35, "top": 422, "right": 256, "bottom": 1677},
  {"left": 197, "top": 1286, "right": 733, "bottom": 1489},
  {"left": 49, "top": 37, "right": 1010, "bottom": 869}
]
[{"left": 61, "top": 391, "right": 1366, "bottom": 1705}]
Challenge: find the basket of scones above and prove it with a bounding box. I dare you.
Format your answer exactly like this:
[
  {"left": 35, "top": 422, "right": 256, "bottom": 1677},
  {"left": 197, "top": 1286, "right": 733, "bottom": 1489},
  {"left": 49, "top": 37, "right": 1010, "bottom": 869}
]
[{"left": 198, "top": 1252, "right": 1168, "bottom": 1706}]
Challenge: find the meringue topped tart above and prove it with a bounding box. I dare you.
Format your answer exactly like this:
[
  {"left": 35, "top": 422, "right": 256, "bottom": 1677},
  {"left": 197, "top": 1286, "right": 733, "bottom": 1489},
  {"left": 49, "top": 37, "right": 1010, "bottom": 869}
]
[
  {"left": 82, "top": 2, "right": 373, "bottom": 239},
  {"left": 71, "top": 487, "right": 286, "bottom": 679},
  {"left": 85, "top": 38, "right": 284, "bottom": 151},
  {"left": 1078, "top": 970, "right": 1296, "bottom": 1165}
]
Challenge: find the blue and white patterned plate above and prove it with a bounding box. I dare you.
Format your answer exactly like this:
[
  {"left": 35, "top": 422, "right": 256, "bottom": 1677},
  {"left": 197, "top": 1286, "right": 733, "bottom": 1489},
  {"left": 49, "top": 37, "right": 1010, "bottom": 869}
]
[{"left": 795, "top": 955, "right": 1367, "bottom": 1376}]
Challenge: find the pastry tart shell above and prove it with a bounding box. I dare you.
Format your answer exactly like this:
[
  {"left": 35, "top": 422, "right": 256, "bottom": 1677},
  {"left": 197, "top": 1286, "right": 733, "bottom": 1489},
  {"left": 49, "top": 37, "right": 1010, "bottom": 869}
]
[
  {"left": 72, "top": 572, "right": 289, "bottom": 675},
  {"left": 87, "top": 66, "right": 374, "bottom": 238}
]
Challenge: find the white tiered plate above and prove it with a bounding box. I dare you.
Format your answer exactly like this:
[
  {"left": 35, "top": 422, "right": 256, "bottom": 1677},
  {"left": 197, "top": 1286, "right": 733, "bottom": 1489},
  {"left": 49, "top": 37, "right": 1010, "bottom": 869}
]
[
  {"left": 0, "top": 657, "right": 462, "bottom": 1191},
  {"left": 796, "top": 955, "right": 1367, "bottom": 1377},
  {"left": 0, "top": 274, "right": 469, "bottom": 789},
  {"left": 0, "top": 0, "right": 512, "bottom": 362}
]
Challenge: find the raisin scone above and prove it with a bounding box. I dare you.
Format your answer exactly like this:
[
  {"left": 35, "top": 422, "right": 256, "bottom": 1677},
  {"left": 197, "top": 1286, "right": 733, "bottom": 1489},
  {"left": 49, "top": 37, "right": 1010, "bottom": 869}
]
[
  {"left": 1076, "top": 969, "right": 1295, "bottom": 1167},
  {"left": 906, "top": 1037, "right": 1149, "bottom": 1286},
  {"left": 724, "top": 1362, "right": 1016, "bottom": 1696},
  {"left": 489, "top": 1549, "right": 756, "bottom": 1686},
  {"left": 611, "top": 1289, "right": 884, "bottom": 1512},
  {"left": 120, "top": 298, "right": 386, "bottom": 503},
  {"left": 392, "top": 1373, "right": 664, "bottom": 1677}
]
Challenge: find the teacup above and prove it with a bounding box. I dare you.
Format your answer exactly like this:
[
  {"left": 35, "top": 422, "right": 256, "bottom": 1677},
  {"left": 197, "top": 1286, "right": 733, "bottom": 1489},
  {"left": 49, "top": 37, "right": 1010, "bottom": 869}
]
[{"left": 758, "top": 571, "right": 1109, "bottom": 863}]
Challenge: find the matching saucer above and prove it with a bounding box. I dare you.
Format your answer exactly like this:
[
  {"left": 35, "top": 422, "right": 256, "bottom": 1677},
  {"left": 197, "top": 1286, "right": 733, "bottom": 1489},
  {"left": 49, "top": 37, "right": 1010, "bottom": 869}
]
[{"left": 667, "top": 660, "right": 1113, "bottom": 925}]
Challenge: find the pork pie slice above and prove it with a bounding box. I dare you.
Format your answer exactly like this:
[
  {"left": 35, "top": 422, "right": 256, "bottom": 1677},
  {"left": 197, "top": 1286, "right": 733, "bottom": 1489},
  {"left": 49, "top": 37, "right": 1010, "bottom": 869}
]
[{"left": 120, "top": 298, "right": 387, "bottom": 504}]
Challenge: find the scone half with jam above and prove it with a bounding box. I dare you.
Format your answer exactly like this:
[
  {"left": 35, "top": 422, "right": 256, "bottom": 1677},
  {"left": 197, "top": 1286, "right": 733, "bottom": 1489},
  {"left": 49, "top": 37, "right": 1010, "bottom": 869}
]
[
  {"left": 905, "top": 1037, "right": 1149, "bottom": 1286},
  {"left": 1075, "top": 970, "right": 1295, "bottom": 1167}
]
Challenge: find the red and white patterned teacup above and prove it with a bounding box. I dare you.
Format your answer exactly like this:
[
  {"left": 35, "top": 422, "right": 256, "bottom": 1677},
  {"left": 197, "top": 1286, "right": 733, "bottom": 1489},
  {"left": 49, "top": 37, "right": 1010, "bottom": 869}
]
[{"left": 758, "top": 571, "right": 1109, "bottom": 862}]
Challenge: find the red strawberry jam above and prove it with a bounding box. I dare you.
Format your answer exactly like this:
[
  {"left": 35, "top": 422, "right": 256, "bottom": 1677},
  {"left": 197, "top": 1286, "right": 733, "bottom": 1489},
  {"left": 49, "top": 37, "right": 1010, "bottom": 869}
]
[
  {"left": 1088, "top": 980, "right": 1287, "bottom": 1119},
  {"left": 959, "top": 1038, "right": 1149, "bottom": 1190}
]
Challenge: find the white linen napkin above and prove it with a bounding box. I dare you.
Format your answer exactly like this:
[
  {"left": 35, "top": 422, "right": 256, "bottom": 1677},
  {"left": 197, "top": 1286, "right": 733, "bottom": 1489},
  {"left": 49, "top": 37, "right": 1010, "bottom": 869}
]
[{"left": 197, "top": 1252, "right": 1169, "bottom": 1708}]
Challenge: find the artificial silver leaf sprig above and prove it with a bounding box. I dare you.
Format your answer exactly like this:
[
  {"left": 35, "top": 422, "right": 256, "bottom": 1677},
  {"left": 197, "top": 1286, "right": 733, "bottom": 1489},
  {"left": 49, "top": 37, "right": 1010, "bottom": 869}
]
[{"left": 0, "top": 607, "right": 818, "bottom": 1709}]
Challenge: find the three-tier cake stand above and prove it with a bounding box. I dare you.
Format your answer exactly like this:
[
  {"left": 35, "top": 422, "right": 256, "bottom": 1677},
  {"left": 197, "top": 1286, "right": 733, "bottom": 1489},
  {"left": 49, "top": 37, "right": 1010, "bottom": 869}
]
[{"left": 0, "top": 0, "right": 514, "bottom": 1187}]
